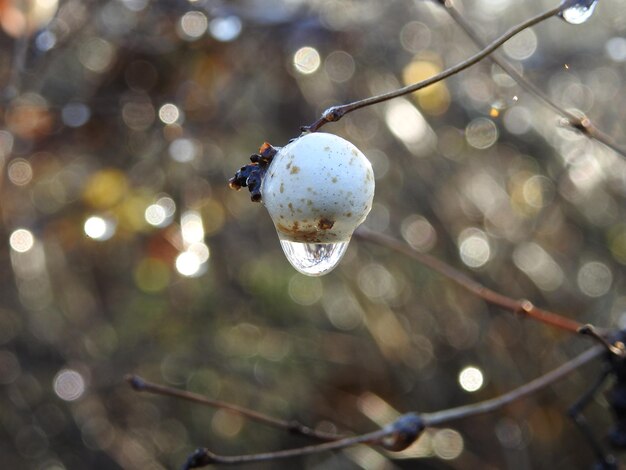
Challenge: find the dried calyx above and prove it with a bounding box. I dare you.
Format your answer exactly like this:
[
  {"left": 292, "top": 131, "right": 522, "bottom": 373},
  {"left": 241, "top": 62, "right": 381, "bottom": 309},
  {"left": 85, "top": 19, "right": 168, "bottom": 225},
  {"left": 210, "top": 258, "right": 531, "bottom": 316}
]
[{"left": 228, "top": 142, "right": 279, "bottom": 202}]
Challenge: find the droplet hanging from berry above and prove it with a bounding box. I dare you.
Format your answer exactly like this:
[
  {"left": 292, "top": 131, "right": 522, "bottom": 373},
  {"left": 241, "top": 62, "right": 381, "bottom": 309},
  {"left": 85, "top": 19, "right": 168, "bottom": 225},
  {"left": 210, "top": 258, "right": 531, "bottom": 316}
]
[
  {"left": 559, "top": 0, "right": 598, "bottom": 24},
  {"left": 279, "top": 240, "right": 349, "bottom": 276}
]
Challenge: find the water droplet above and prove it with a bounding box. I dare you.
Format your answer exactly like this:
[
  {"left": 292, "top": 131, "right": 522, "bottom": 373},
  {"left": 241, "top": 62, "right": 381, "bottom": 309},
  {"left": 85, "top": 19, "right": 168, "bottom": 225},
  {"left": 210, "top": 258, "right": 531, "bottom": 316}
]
[
  {"left": 279, "top": 240, "right": 349, "bottom": 276},
  {"left": 559, "top": 0, "right": 598, "bottom": 24}
]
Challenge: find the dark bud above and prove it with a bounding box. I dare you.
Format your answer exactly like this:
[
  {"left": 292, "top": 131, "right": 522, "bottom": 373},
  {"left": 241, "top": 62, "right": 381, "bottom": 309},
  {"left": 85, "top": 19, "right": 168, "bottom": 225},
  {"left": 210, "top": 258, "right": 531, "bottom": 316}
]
[
  {"left": 182, "top": 448, "right": 216, "bottom": 470},
  {"left": 322, "top": 106, "right": 342, "bottom": 123},
  {"left": 125, "top": 374, "right": 146, "bottom": 391},
  {"left": 228, "top": 142, "right": 279, "bottom": 202},
  {"left": 380, "top": 413, "right": 425, "bottom": 452}
]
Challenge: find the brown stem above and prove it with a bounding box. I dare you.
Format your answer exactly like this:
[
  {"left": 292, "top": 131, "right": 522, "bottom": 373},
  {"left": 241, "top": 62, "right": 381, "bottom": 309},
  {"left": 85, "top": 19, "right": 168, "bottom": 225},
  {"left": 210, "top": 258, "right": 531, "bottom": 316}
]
[
  {"left": 302, "top": 4, "right": 561, "bottom": 133},
  {"left": 423, "top": 345, "right": 604, "bottom": 426},
  {"left": 354, "top": 228, "right": 583, "bottom": 334},
  {"left": 440, "top": 0, "right": 626, "bottom": 159},
  {"left": 132, "top": 346, "right": 603, "bottom": 467},
  {"left": 183, "top": 428, "right": 389, "bottom": 467},
  {"left": 125, "top": 375, "right": 342, "bottom": 441}
]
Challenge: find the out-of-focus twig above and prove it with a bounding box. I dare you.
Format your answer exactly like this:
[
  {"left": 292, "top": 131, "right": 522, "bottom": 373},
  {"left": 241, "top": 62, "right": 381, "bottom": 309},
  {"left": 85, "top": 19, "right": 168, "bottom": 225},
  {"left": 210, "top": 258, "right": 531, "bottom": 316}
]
[
  {"left": 125, "top": 375, "right": 342, "bottom": 441},
  {"left": 128, "top": 346, "right": 603, "bottom": 467},
  {"left": 438, "top": 0, "right": 626, "bottom": 159},
  {"left": 354, "top": 227, "right": 584, "bottom": 334},
  {"left": 423, "top": 345, "right": 604, "bottom": 425},
  {"left": 301, "top": 3, "right": 561, "bottom": 133}
]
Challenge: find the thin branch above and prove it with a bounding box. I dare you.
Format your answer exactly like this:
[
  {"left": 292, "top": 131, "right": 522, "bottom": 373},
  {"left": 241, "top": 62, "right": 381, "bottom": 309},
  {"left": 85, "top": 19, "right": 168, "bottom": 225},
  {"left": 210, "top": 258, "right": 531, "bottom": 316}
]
[
  {"left": 129, "top": 346, "right": 603, "bottom": 467},
  {"left": 439, "top": 0, "right": 626, "bottom": 159},
  {"left": 301, "top": 4, "right": 561, "bottom": 132},
  {"left": 182, "top": 428, "right": 391, "bottom": 468},
  {"left": 354, "top": 227, "right": 583, "bottom": 334},
  {"left": 422, "top": 345, "right": 604, "bottom": 425},
  {"left": 567, "top": 367, "right": 616, "bottom": 466},
  {"left": 125, "top": 375, "right": 342, "bottom": 442}
]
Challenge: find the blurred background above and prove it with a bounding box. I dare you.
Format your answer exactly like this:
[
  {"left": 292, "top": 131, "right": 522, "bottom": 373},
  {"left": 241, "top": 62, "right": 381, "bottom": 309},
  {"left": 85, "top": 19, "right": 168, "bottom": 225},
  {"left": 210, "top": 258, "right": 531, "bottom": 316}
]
[{"left": 0, "top": 0, "right": 625, "bottom": 468}]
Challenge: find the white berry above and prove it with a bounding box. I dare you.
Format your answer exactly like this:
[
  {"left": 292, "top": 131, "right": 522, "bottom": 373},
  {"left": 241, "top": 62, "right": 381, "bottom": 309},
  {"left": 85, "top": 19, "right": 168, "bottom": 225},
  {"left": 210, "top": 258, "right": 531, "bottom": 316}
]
[{"left": 261, "top": 133, "right": 375, "bottom": 243}]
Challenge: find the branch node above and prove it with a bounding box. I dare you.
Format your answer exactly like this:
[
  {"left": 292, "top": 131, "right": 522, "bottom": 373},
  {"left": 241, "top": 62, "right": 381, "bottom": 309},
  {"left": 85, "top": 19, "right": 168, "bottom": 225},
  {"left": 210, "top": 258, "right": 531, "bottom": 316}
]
[
  {"left": 380, "top": 413, "right": 425, "bottom": 451},
  {"left": 321, "top": 106, "right": 343, "bottom": 122},
  {"left": 578, "top": 324, "right": 626, "bottom": 358},
  {"left": 182, "top": 448, "right": 217, "bottom": 470},
  {"left": 286, "top": 420, "right": 316, "bottom": 436},
  {"left": 515, "top": 299, "right": 534, "bottom": 317},
  {"left": 568, "top": 115, "right": 593, "bottom": 135},
  {"left": 125, "top": 374, "right": 147, "bottom": 391}
]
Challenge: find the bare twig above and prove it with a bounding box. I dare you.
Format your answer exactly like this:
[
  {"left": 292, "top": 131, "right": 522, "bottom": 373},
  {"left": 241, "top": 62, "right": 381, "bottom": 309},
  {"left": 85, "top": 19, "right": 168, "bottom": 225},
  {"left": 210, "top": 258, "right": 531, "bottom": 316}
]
[
  {"left": 301, "top": 4, "right": 561, "bottom": 133},
  {"left": 423, "top": 345, "right": 604, "bottom": 425},
  {"left": 438, "top": 0, "right": 626, "bottom": 159},
  {"left": 182, "top": 428, "right": 391, "bottom": 468},
  {"left": 125, "top": 375, "right": 342, "bottom": 442},
  {"left": 354, "top": 227, "right": 583, "bottom": 334},
  {"left": 128, "top": 346, "right": 603, "bottom": 467}
]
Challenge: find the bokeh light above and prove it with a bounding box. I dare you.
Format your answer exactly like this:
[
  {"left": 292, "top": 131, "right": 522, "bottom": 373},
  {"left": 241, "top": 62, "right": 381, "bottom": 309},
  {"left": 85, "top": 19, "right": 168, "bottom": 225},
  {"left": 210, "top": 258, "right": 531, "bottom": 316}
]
[
  {"left": 459, "top": 366, "right": 485, "bottom": 392},
  {"left": 458, "top": 228, "right": 491, "bottom": 268},
  {"left": 324, "top": 51, "right": 355, "bottom": 83},
  {"left": 385, "top": 99, "right": 431, "bottom": 145},
  {"left": 503, "top": 28, "right": 538, "bottom": 60},
  {"left": 401, "top": 215, "right": 437, "bottom": 252},
  {"left": 7, "top": 158, "right": 33, "bottom": 186},
  {"left": 513, "top": 243, "right": 564, "bottom": 291},
  {"left": 577, "top": 261, "right": 612, "bottom": 297},
  {"left": 465, "top": 118, "right": 498, "bottom": 149},
  {"left": 209, "top": 16, "right": 242, "bottom": 42},
  {"left": 402, "top": 58, "right": 450, "bottom": 115},
  {"left": 145, "top": 196, "right": 176, "bottom": 227},
  {"left": 181, "top": 211, "right": 204, "bottom": 244},
  {"left": 61, "top": 103, "right": 91, "bottom": 128},
  {"left": 293, "top": 46, "right": 321, "bottom": 74},
  {"left": 78, "top": 38, "right": 115, "bottom": 73},
  {"left": 169, "top": 138, "right": 200, "bottom": 162},
  {"left": 178, "top": 11, "right": 208, "bottom": 40},
  {"left": 84, "top": 216, "right": 115, "bottom": 241},
  {"left": 432, "top": 429, "right": 464, "bottom": 460},
  {"left": 53, "top": 369, "right": 86, "bottom": 402},
  {"left": 9, "top": 229, "right": 35, "bottom": 253},
  {"left": 158, "top": 103, "right": 181, "bottom": 125},
  {"left": 175, "top": 251, "right": 205, "bottom": 277}
]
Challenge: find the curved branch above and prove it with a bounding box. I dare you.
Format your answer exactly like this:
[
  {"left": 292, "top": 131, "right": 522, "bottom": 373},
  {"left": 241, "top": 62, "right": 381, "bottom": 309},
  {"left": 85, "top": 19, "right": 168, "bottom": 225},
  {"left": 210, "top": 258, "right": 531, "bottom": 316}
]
[
  {"left": 125, "top": 375, "right": 341, "bottom": 442},
  {"left": 129, "top": 346, "right": 604, "bottom": 467},
  {"left": 439, "top": 0, "right": 626, "bottom": 158},
  {"left": 423, "top": 345, "right": 604, "bottom": 425},
  {"left": 302, "top": 4, "right": 561, "bottom": 132},
  {"left": 354, "top": 227, "right": 583, "bottom": 334},
  {"left": 182, "top": 428, "right": 390, "bottom": 468}
]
